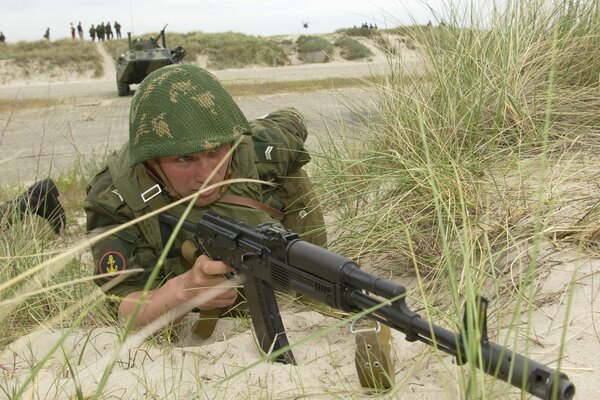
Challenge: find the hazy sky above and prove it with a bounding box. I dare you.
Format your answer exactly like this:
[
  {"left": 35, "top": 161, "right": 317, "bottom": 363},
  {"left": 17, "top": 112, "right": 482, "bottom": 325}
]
[{"left": 0, "top": 0, "right": 485, "bottom": 43}]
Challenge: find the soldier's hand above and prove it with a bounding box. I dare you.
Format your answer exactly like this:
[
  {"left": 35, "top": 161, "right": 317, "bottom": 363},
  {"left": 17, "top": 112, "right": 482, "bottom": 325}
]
[{"left": 184, "top": 254, "right": 237, "bottom": 310}]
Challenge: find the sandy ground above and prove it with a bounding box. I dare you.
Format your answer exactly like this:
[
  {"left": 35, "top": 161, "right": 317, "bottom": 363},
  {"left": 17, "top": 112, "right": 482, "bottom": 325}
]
[{"left": 0, "top": 40, "right": 598, "bottom": 399}]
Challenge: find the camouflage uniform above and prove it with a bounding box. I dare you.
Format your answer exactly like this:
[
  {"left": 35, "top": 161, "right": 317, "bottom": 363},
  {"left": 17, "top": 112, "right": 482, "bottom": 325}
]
[{"left": 84, "top": 65, "right": 325, "bottom": 302}]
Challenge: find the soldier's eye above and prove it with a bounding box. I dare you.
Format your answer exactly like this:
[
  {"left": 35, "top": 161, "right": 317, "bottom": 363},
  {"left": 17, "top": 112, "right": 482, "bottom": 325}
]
[{"left": 176, "top": 155, "right": 194, "bottom": 163}]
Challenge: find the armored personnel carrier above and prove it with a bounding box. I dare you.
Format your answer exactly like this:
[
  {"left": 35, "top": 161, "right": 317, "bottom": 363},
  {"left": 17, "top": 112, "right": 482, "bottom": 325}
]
[{"left": 115, "top": 24, "right": 187, "bottom": 96}]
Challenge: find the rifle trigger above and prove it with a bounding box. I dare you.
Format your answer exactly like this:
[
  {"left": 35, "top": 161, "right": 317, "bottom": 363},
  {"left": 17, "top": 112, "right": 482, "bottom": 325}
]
[{"left": 240, "top": 252, "right": 261, "bottom": 270}]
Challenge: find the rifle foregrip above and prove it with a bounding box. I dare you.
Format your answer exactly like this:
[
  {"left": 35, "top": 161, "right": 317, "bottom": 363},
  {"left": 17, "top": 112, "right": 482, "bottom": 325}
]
[{"left": 482, "top": 342, "right": 574, "bottom": 400}]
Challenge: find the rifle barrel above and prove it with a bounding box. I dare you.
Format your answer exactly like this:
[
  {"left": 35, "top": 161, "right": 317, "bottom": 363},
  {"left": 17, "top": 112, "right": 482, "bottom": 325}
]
[{"left": 347, "top": 280, "right": 574, "bottom": 400}]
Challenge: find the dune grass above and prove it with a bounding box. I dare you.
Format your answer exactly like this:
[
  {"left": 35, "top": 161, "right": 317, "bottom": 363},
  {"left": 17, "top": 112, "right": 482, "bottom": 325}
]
[
  {"left": 333, "top": 36, "right": 373, "bottom": 60},
  {"left": 312, "top": 0, "right": 599, "bottom": 397},
  {"left": 0, "top": 155, "right": 112, "bottom": 350},
  {"left": 0, "top": 39, "right": 103, "bottom": 79},
  {"left": 1, "top": 0, "right": 599, "bottom": 398}
]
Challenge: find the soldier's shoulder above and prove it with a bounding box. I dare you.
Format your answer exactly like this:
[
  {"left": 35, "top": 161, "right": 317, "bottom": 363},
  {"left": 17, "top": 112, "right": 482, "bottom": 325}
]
[
  {"left": 84, "top": 166, "right": 129, "bottom": 215},
  {"left": 251, "top": 107, "right": 307, "bottom": 143},
  {"left": 254, "top": 107, "right": 303, "bottom": 123}
]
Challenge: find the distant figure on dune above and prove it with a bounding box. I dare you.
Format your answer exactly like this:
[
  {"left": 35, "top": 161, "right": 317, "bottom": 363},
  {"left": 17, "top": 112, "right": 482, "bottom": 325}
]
[
  {"left": 114, "top": 21, "right": 122, "bottom": 39},
  {"left": 89, "top": 24, "right": 96, "bottom": 42},
  {"left": 105, "top": 22, "right": 113, "bottom": 40},
  {"left": 77, "top": 21, "right": 84, "bottom": 40}
]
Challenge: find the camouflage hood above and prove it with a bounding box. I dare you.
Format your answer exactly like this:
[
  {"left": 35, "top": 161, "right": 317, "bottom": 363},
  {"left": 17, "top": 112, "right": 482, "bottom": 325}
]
[{"left": 128, "top": 64, "right": 251, "bottom": 167}]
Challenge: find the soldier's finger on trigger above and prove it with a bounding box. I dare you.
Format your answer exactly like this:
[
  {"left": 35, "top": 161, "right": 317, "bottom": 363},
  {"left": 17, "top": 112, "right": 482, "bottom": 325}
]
[{"left": 194, "top": 255, "right": 232, "bottom": 277}]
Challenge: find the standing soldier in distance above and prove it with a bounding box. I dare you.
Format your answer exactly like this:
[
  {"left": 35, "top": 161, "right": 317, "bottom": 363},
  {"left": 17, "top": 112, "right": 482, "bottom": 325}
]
[
  {"left": 105, "top": 22, "right": 113, "bottom": 40},
  {"left": 114, "top": 21, "right": 122, "bottom": 39},
  {"left": 43, "top": 27, "right": 50, "bottom": 41},
  {"left": 70, "top": 23, "right": 76, "bottom": 39},
  {"left": 96, "top": 23, "right": 103, "bottom": 42},
  {"left": 77, "top": 22, "right": 84, "bottom": 40},
  {"left": 89, "top": 24, "right": 96, "bottom": 42}
]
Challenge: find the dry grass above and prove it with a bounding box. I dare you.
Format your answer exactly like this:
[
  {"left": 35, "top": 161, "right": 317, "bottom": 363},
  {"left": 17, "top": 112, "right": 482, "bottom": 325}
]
[
  {"left": 0, "top": 98, "right": 62, "bottom": 113},
  {"left": 224, "top": 76, "right": 384, "bottom": 97},
  {"left": 0, "top": 39, "right": 103, "bottom": 78}
]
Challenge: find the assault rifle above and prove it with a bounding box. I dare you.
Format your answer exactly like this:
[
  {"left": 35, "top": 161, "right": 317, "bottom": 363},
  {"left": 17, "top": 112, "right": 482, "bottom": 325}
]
[{"left": 159, "top": 211, "right": 575, "bottom": 400}]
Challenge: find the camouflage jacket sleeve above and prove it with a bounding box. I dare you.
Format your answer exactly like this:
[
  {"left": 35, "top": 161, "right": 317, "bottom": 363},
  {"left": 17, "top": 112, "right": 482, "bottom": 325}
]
[
  {"left": 83, "top": 166, "right": 174, "bottom": 301},
  {"left": 250, "top": 107, "right": 311, "bottom": 181}
]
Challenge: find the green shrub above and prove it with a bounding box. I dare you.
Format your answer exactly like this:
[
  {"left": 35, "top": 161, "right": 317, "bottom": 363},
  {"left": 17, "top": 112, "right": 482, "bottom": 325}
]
[
  {"left": 333, "top": 36, "right": 372, "bottom": 60},
  {"left": 175, "top": 31, "right": 288, "bottom": 69},
  {"left": 0, "top": 39, "right": 103, "bottom": 77},
  {"left": 295, "top": 35, "right": 310, "bottom": 48},
  {"left": 295, "top": 36, "right": 334, "bottom": 62}
]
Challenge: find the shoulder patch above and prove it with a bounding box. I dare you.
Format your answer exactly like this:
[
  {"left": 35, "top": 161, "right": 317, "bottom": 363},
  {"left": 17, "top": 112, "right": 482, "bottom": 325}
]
[
  {"left": 98, "top": 250, "right": 127, "bottom": 279},
  {"left": 255, "top": 142, "right": 282, "bottom": 162},
  {"left": 111, "top": 189, "right": 124, "bottom": 202}
]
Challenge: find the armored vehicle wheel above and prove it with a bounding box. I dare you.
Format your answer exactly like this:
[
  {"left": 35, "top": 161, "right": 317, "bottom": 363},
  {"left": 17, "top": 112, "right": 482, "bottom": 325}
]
[{"left": 117, "top": 82, "right": 130, "bottom": 96}]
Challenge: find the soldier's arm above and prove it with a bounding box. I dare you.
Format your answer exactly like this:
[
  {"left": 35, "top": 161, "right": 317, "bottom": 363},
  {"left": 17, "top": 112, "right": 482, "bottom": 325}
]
[
  {"left": 84, "top": 170, "right": 164, "bottom": 302},
  {"left": 86, "top": 210, "right": 239, "bottom": 329},
  {"left": 118, "top": 255, "right": 237, "bottom": 329},
  {"left": 84, "top": 169, "right": 240, "bottom": 329}
]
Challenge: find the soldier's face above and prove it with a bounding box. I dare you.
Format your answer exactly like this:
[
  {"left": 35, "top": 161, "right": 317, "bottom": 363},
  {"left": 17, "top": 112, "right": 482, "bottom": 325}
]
[{"left": 157, "top": 143, "right": 232, "bottom": 207}]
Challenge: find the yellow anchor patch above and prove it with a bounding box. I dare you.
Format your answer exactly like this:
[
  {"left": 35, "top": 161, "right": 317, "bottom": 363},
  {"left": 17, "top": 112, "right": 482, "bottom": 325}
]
[{"left": 98, "top": 250, "right": 127, "bottom": 279}]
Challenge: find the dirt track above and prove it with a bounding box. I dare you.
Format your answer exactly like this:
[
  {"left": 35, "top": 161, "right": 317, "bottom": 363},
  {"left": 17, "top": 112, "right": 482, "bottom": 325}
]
[{"left": 0, "top": 48, "right": 418, "bottom": 184}]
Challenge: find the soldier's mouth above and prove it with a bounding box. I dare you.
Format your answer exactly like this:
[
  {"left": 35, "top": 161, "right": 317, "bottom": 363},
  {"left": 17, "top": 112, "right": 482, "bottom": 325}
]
[{"left": 194, "top": 186, "right": 216, "bottom": 198}]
